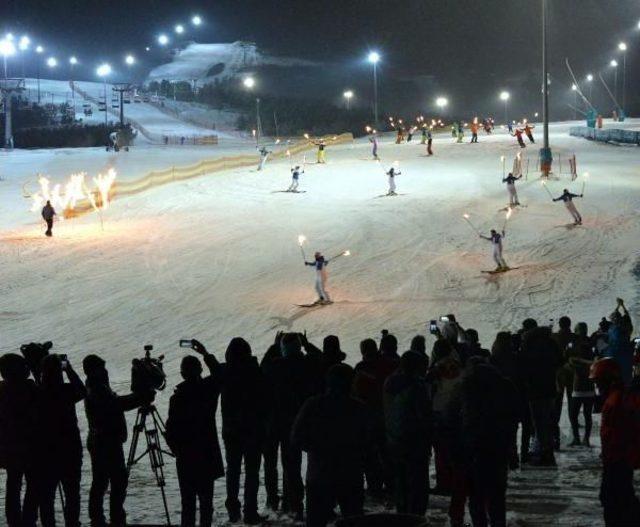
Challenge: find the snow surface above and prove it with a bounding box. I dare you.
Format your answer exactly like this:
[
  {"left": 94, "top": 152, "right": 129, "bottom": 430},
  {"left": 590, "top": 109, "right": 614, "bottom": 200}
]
[
  {"left": 147, "top": 42, "right": 318, "bottom": 84},
  {"left": 1, "top": 120, "right": 639, "bottom": 525}
]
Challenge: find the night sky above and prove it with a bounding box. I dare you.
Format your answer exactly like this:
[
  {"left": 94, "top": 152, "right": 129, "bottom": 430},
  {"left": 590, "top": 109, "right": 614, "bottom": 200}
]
[{"left": 2, "top": 0, "right": 639, "bottom": 118}]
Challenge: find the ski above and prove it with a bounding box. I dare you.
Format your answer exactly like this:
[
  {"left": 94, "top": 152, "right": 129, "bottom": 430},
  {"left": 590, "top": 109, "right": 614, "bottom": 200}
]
[
  {"left": 481, "top": 267, "right": 520, "bottom": 275},
  {"left": 271, "top": 190, "right": 307, "bottom": 194},
  {"left": 294, "top": 301, "right": 333, "bottom": 308},
  {"left": 498, "top": 204, "right": 527, "bottom": 212}
]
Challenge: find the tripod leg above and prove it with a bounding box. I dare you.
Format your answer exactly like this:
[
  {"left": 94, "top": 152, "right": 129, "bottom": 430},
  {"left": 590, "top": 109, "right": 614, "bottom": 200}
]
[{"left": 126, "top": 410, "right": 145, "bottom": 472}]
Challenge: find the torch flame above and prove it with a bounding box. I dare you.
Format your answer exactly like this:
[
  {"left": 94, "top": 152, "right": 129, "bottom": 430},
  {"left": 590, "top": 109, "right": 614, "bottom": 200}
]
[
  {"left": 298, "top": 234, "right": 306, "bottom": 246},
  {"left": 463, "top": 213, "right": 470, "bottom": 219},
  {"left": 304, "top": 133, "right": 310, "bottom": 139},
  {"left": 343, "top": 250, "right": 351, "bottom": 256},
  {"left": 506, "top": 207, "right": 513, "bottom": 220}
]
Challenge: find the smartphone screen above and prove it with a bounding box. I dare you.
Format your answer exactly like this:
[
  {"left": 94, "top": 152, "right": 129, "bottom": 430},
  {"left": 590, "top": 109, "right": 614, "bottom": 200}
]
[
  {"left": 179, "top": 339, "right": 193, "bottom": 349},
  {"left": 439, "top": 316, "right": 449, "bottom": 323},
  {"left": 429, "top": 320, "right": 438, "bottom": 334}
]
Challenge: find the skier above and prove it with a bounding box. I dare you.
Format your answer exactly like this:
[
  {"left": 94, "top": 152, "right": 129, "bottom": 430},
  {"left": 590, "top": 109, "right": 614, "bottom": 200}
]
[
  {"left": 407, "top": 127, "right": 414, "bottom": 143},
  {"left": 257, "top": 146, "right": 272, "bottom": 171},
  {"left": 514, "top": 128, "right": 526, "bottom": 148},
  {"left": 304, "top": 252, "right": 331, "bottom": 304},
  {"left": 456, "top": 122, "right": 464, "bottom": 143},
  {"left": 502, "top": 172, "right": 522, "bottom": 207},
  {"left": 479, "top": 229, "right": 508, "bottom": 271},
  {"left": 420, "top": 126, "right": 427, "bottom": 145},
  {"left": 386, "top": 166, "right": 401, "bottom": 196},
  {"left": 369, "top": 134, "right": 379, "bottom": 160},
  {"left": 524, "top": 123, "right": 535, "bottom": 144},
  {"left": 313, "top": 140, "right": 326, "bottom": 164},
  {"left": 470, "top": 121, "right": 479, "bottom": 143},
  {"left": 552, "top": 189, "right": 584, "bottom": 225},
  {"left": 451, "top": 123, "right": 458, "bottom": 138},
  {"left": 395, "top": 126, "right": 404, "bottom": 144},
  {"left": 426, "top": 128, "right": 433, "bottom": 156},
  {"left": 288, "top": 165, "right": 304, "bottom": 192},
  {"left": 507, "top": 122, "right": 513, "bottom": 134},
  {"left": 42, "top": 200, "right": 56, "bottom": 237},
  {"left": 108, "top": 131, "right": 119, "bottom": 152}
]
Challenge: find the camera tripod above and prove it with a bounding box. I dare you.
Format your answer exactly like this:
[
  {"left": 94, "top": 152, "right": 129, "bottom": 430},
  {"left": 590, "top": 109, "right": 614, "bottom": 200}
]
[{"left": 126, "top": 404, "right": 174, "bottom": 526}]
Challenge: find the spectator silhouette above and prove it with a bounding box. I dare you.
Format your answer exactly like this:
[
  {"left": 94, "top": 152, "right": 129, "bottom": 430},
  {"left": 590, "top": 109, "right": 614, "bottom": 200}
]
[
  {"left": 519, "top": 325, "right": 562, "bottom": 466},
  {"left": 263, "top": 333, "right": 320, "bottom": 521},
  {"left": 37, "top": 354, "right": 86, "bottom": 527},
  {"left": 384, "top": 351, "right": 432, "bottom": 515},
  {"left": 606, "top": 298, "right": 634, "bottom": 386},
  {"left": 165, "top": 341, "right": 224, "bottom": 527},
  {"left": 292, "top": 363, "right": 369, "bottom": 527},
  {"left": 82, "top": 354, "right": 150, "bottom": 527},
  {"left": 219, "top": 337, "right": 268, "bottom": 524},
  {"left": 567, "top": 323, "right": 596, "bottom": 446},
  {"left": 0, "top": 353, "right": 39, "bottom": 527},
  {"left": 449, "top": 358, "right": 518, "bottom": 527},
  {"left": 553, "top": 316, "right": 576, "bottom": 450}
]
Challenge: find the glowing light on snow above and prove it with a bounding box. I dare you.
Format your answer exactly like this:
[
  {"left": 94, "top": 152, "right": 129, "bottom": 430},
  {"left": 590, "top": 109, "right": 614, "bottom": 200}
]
[
  {"left": 93, "top": 169, "right": 117, "bottom": 209},
  {"left": 192, "top": 15, "right": 202, "bottom": 26},
  {"left": 368, "top": 51, "right": 380, "bottom": 64},
  {"left": 175, "top": 25, "right": 185, "bottom": 34},
  {"left": 158, "top": 34, "right": 169, "bottom": 46},
  {"left": 505, "top": 208, "right": 513, "bottom": 221},
  {"left": 46, "top": 57, "right": 57, "bottom": 68},
  {"left": 243, "top": 77, "right": 255, "bottom": 89}
]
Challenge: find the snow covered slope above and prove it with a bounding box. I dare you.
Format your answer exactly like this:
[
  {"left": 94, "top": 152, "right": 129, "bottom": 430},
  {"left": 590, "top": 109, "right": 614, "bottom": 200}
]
[
  {"left": 0, "top": 120, "right": 639, "bottom": 525},
  {"left": 147, "top": 41, "right": 318, "bottom": 84}
]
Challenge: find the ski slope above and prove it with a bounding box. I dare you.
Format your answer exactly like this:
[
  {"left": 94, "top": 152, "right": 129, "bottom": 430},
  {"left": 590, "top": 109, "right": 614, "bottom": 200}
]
[
  {"left": 21, "top": 78, "right": 231, "bottom": 140},
  {"left": 0, "top": 120, "right": 639, "bottom": 525}
]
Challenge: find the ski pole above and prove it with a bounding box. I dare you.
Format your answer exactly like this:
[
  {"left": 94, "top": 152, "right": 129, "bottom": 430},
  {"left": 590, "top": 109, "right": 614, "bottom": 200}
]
[{"left": 462, "top": 214, "right": 481, "bottom": 236}]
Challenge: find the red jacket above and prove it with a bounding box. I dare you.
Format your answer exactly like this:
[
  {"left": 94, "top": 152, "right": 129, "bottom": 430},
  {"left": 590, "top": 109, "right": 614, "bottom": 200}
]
[{"left": 600, "top": 385, "right": 640, "bottom": 468}]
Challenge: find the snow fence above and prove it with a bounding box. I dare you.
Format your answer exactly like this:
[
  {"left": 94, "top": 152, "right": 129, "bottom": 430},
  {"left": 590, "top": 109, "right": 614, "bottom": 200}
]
[
  {"left": 65, "top": 133, "right": 354, "bottom": 218},
  {"left": 569, "top": 126, "right": 640, "bottom": 145}
]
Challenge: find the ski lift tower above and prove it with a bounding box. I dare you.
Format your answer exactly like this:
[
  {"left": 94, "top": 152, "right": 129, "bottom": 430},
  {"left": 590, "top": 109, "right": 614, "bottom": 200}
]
[
  {"left": 1, "top": 78, "right": 25, "bottom": 149},
  {"left": 112, "top": 83, "right": 132, "bottom": 127}
]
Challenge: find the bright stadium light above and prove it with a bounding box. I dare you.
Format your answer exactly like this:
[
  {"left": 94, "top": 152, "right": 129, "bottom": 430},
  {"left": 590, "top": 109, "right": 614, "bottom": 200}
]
[
  {"left": 618, "top": 42, "right": 627, "bottom": 52},
  {"left": 69, "top": 56, "right": 78, "bottom": 65},
  {"left": 0, "top": 38, "right": 16, "bottom": 57},
  {"left": 36, "top": 45, "right": 44, "bottom": 53},
  {"left": 192, "top": 15, "right": 202, "bottom": 26},
  {"left": 367, "top": 51, "right": 380, "bottom": 64},
  {"left": 158, "top": 34, "right": 169, "bottom": 46},
  {"left": 610, "top": 59, "right": 618, "bottom": 68},
  {"left": 46, "top": 57, "right": 57, "bottom": 68},
  {"left": 343, "top": 90, "right": 354, "bottom": 110},
  {"left": 125, "top": 54, "right": 135, "bottom": 65},
  {"left": 175, "top": 24, "right": 184, "bottom": 34},
  {"left": 18, "top": 35, "right": 30, "bottom": 51},
  {"left": 571, "top": 84, "right": 577, "bottom": 91},
  {"left": 436, "top": 97, "right": 448, "bottom": 108},
  {"left": 243, "top": 77, "right": 255, "bottom": 89},
  {"left": 96, "top": 63, "right": 111, "bottom": 77},
  {"left": 586, "top": 74, "right": 593, "bottom": 82},
  {"left": 499, "top": 91, "right": 510, "bottom": 101}
]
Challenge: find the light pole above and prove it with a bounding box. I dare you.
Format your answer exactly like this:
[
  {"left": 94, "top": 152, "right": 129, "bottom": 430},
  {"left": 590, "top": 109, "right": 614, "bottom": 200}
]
[
  {"left": 35, "top": 45, "right": 44, "bottom": 103},
  {"left": 618, "top": 42, "right": 627, "bottom": 113},
  {"left": 499, "top": 91, "right": 510, "bottom": 124},
  {"left": 343, "top": 90, "right": 353, "bottom": 110},
  {"left": 540, "top": 0, "right": 552, "bottom": 177},
  {"left": 0, "top": 37, "right": 16, "bottom": 79},
  {"left": 571, "top": 84, "right": 578, "bottom": 120},
  {"left": 243, "top": 77, "right": 261, "bottom": 144},
  {"left": 367, "top": 51, "right": 380, "bottom": 124},
  {"left": 97, "top": 63, "right": 112, "bottom": 126},
  {"left": 610, "top": 59, "right": 618, "bottom": 103},
  {"left": 69, "top": 56, "right": 78, "bottom": 102},
  {"left": 586, "top": 74, "right": 593, "bottom": 102}
]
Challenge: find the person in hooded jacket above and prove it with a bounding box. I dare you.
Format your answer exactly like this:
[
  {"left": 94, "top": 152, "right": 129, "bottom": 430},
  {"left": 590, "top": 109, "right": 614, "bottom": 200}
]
[
  {"left": 518, "top": 326, "right": 562, "bottom": 466},
  {"left": 37, "top": 354, "right": 86, "bottom": 527},
  {"left": 566, "top": 323, "right": 596, "bottom": 446},
  {"left": 605, "top": 298, "right": 634, "bottom": 386},
  {"left": 218, "top": 337, "right": 269, "bottom": 525},
  {"left": 384, "top": 351, "right": 432, "bottom": 516},
  {"left": 552, "top": 316, "right": 576, "bottom": 450},
  {"left": 263, "top": 333, "right": 322, "bottom": 521},
  {"left": 0, "top": 353, "right": 39, "bottom": 527},
  {"left": 301, "top": 334, "right": 346, "bottom": 393},
  {"left": 82, "top": 354, "right": 151, "bottom": 527},
  {"left": 448, "top": 359, "right": 519, "bottom": 527},
  {"left": 292, "top": 364, "right": 370, "bottom": 527},
  {"left": 165, "top": 340, "right": 224, "bottom": 527}
]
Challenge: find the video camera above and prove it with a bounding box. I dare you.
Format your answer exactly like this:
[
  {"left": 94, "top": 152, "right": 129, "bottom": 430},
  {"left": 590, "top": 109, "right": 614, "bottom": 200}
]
[
  {"left": 20, "top": 341, "right": 53, "bottom": 382},
  {"left": 131, "top": 345, "right": 167, "bottom": 395}
]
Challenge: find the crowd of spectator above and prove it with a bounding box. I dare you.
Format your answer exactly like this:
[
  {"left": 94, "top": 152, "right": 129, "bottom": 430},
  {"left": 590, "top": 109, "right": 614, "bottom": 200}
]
[{"left": 0, "top": 298, "right": 639, "bottom": 527}]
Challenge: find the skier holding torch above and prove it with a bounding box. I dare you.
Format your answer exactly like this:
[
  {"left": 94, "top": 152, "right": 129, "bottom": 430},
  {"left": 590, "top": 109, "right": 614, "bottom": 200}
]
[
  {"left": 479, "top": 228, "right": 509, "bottom": 272},
  {"left": 553, "top": 189, "right": 583, "bottom": 225},
  {"left": 503, "top": 172, "right": 522, "bottom": 207}
]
